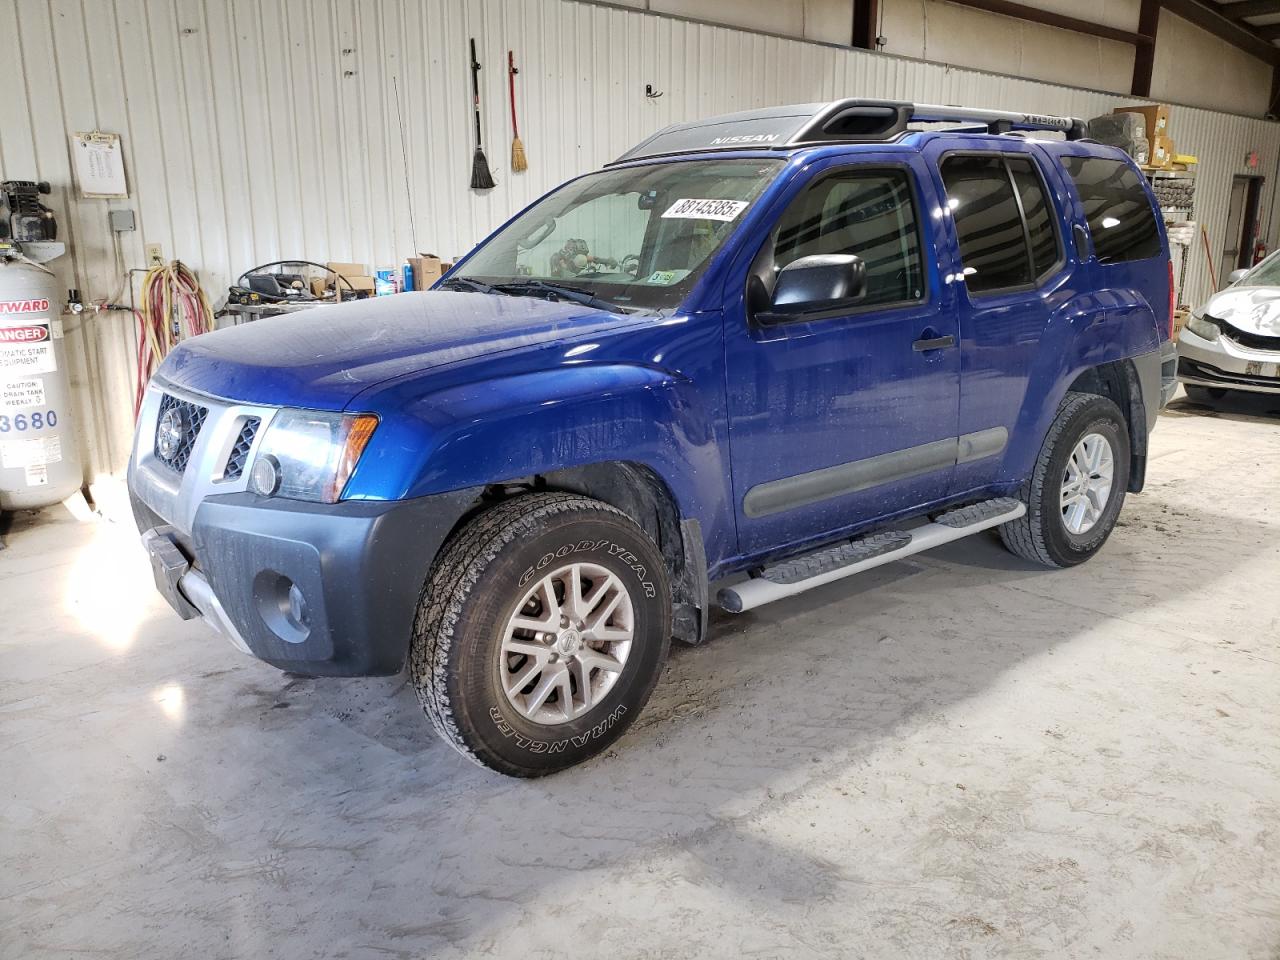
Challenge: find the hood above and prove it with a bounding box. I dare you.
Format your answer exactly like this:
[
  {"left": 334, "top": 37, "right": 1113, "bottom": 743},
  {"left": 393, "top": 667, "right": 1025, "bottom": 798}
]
[
  {"left": 157, "top": 291, "right": 640, "bottom": 409},
  {"left": 1204, "top": 286, "right": 1280, "bottom": 337}
]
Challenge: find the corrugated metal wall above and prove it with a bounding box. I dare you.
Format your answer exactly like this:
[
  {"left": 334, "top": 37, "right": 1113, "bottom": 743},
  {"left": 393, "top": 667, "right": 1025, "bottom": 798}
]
[{"left": 6, "top": 0, "right": 1279, "bottom": 477}]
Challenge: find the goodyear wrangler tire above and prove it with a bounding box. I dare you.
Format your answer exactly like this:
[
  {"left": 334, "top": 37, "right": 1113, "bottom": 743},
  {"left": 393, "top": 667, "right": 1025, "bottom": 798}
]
[
  {"left": 999, "top": 391, "right": 1130, "bottom": 568},
  {"left": 409, "top": 492, "right": 671, "bottom": 777}
]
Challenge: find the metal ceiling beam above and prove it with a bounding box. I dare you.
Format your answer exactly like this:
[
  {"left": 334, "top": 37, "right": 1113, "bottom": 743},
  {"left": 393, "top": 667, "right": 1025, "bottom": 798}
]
[
  {"left": 1158, "top": 0, "right": 1280, "bottom": 64},
  {"left": 1133, "top": 0, "right": 1162, "bottom": 95},
  {"left": 852, "top": 0, "right": 879, "bottom": 50},
  {"left": 1220, "top": 0, "right": 1280, "bottom": 19},
  {"left": 941, "top": 0, "right": 1154, "bottom": 46}
]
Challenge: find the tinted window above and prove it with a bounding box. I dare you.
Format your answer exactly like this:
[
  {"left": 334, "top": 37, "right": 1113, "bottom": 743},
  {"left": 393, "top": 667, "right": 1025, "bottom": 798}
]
[
  {"left": 940, "top": 155, "right": 1032, "bottom": 292},
  {"left": 1061, "top": 156, "right": 1162, "bottom": 264},
  {"left": 773, "top": 169, "right": 924, "bottom": 306},
  {"left": 1007, "top": 157, "right": 1060, "bottom": 276}
]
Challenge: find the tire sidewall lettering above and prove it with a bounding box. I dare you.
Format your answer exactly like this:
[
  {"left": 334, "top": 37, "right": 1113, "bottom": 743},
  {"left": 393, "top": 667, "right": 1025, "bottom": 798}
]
[
  {"left": 517, "top": 536, "right": 654, "bottom": 597},
  {"left": 488, "top": 703, "right": 628, "bottom": 754}
]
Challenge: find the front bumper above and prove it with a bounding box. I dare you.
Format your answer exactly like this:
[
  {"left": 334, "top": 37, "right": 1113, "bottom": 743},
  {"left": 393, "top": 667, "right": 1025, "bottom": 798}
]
[
  {"left": 1177, "top": 327, "right": 1280, "bottom": 395},
  {"left": 132, "top": 487, "right": 479, "bottom": 676}
]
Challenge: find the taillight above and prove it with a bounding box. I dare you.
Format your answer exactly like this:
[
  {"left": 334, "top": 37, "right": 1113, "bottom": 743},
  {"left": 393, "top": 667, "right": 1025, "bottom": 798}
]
[{"left": 1167, "top": 259, "right": 1176, "bottom": 339}]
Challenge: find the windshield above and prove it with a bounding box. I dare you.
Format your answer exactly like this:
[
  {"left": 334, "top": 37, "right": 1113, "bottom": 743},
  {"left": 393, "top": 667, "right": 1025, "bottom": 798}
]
[
  {"left": 455, "top": 158, "right": 783, "bottom": 311},
  {"left": 1238, "top": 252, "right": 1280, "bottom": 287}
]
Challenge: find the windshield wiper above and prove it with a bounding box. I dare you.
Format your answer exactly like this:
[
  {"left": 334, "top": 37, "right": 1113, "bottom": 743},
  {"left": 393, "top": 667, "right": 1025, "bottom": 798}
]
[
  {"left": 439, "top": 276, "right": 499, "bottom": 294},
  {"left": 494, "top": 279, "right": 630, "bottom": 313}
]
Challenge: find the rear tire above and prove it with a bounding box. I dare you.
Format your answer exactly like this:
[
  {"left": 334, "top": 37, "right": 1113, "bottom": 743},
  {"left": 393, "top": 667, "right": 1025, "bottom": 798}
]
[
  {"left": 999, "top": 392, "right": 1130, "bottom": 568},
  {"left": 409, "top": 492, "right": 671, "bottom": 777}
]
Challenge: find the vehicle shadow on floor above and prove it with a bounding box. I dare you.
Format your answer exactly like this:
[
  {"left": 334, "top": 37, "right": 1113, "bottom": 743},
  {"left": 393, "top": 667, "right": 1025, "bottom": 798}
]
[
  {"left": 131, "top": 492, "right": 1264, "bottom": 955},
  {"left": 9, "top": 491, "right": 1274, "bottom": 957},
  {"left": 1164, "top": 391, "right": 1280, "bottom": 423}
]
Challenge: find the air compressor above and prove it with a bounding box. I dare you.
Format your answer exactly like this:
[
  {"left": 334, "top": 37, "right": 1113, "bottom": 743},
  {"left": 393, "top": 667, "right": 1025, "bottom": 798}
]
[{"left": 0, "top": 180, "right": 83, "bottom": 510}]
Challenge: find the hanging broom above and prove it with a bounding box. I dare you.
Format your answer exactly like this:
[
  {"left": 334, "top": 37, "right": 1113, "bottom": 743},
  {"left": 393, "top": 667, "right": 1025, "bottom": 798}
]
[
  {"left": 469, "top": 38, "right": 495, "bottom": 189},
  {"left": 508, "top": 50, "right": 528, "bottom": 172}
]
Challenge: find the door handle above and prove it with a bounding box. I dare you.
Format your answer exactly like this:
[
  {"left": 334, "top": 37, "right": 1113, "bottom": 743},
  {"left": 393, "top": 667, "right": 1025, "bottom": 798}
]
[{"left": 912, "top": 334, "right": 956, "bottom": 352}]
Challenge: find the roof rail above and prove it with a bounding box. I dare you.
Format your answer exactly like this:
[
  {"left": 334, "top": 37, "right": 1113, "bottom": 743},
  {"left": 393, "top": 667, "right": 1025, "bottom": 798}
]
[{"left": 610, "top": 99, "right": 1090, "bottom": 165}]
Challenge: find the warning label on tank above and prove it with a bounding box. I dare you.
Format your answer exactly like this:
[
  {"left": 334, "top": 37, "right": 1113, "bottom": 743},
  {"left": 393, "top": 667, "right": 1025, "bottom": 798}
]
[
  {"left": 1, "top": 435, "right": 62, "bottom": 469},
  {"left": 0, "top": 322, "right": 56, "bottom": 375},
  {"left": 0, "top": 298, "right": 51, "bottom": 315},
  {"left": 1, "top": 379, "right": 46, "bottom": 410},
  {"left": 25, "top": 462, "right": 48, "bottom": 486}
]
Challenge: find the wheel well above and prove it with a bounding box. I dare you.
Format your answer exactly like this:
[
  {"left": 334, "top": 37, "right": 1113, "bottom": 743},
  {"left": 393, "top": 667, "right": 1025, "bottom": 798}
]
[
  {"left": 1065, "top": 360, "right": 1148, "bottom": 492},
  {"left": 448, "top": 462, "right": 709, "bottom": 644}
]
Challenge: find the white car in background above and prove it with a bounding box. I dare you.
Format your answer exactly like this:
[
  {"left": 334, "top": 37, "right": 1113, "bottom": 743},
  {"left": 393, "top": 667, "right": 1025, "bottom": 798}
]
[{"left": 1179, "top": 254, "right": 1280, "bottom": 399}]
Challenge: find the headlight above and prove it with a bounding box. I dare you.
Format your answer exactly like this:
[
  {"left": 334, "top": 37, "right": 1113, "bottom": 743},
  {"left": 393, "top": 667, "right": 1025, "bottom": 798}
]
[
  {"left": 1185, "top": 311, "right": 1220, "bottom": 341},
  {"left": 250, "top": 409, "right": 378, "bottom": 502}
]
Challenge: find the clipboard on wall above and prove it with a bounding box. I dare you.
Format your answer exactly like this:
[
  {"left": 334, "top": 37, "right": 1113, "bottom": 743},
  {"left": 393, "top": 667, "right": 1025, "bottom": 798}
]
[{"left": 71, "top": 132, "right": 129, "bottom": 199}]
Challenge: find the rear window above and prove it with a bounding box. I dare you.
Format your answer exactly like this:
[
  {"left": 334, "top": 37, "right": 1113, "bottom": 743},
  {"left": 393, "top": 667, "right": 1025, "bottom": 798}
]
[
  {"left": 1061, "top": 156, "right": 1162, "bottom": 264},
  {"left": 940, "top": 155, "right": 1033, "bottom": 293}
]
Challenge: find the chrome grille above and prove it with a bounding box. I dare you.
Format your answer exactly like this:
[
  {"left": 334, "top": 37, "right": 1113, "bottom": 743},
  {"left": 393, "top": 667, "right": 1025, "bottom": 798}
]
[
  {"left": 223, "top": 417, "right": 260, "bottom": 480},
  {"left": 154, "top": 394, "right": 209, "bottom": 475}
]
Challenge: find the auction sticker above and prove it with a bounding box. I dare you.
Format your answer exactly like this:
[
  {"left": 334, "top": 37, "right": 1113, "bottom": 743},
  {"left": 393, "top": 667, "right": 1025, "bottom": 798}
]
[
  {"left": 661, "top": 198, "right": 749, "bottom": 221},
  {"left": 1, "top": 378, "right": 46, "bottom": 410},
  {"left": 0, "top": 320, "right": 56, "bottom": 376}
]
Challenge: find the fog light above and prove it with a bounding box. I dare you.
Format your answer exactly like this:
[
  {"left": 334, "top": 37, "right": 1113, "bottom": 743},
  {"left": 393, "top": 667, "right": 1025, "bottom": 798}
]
[
  {"left": 253, "top": 570, "right": 310, "bottom": 644},
  {"left": 250, "top": 454, "right": 281, "bottom": 496},
  {"left": 288, "top": 582, "right": 308, "bottom": 628}
]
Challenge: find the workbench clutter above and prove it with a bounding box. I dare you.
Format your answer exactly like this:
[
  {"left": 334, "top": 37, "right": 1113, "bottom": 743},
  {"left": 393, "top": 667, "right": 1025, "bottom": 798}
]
[
  {"left": 325, "top": 258, "right": 455, "bottom": 297},
  {"left": 1087, "top": 103, "right": 1198, "bottom": 173}
]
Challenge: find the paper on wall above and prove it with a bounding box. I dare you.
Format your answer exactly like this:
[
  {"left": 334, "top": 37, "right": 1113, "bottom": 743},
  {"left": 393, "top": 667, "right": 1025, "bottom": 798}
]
[{"left": 72, "top": 132, "right": 128, "bottom": 199}]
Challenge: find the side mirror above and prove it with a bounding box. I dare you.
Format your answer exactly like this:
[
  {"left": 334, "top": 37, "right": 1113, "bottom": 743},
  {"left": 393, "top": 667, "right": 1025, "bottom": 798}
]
[
  {"left": 768, "top": 254, "right": 866, "bottom": 317},
  {"left": 1227, "top": 268, "right": 1249, "bottom": 285}
]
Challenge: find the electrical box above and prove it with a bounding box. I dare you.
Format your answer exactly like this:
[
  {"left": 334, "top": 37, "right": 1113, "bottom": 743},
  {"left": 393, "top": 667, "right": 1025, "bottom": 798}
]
[{"left": 109, "top": 209, "right": 135, "bottom": 232}]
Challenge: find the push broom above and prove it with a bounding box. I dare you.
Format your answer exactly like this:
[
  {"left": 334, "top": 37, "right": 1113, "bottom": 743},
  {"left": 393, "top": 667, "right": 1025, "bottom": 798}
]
[
  {"left": 469, "top": 38, "right": 495, "bottom": 189},
  {"left": 508, "top": 50, "right": 527, "bottom": 172}
]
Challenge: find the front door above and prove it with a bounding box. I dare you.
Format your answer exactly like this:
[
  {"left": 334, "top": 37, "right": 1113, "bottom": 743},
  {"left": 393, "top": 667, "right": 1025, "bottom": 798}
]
[{"left": 723, "top": 155, "right": 961, "bottom": 558}]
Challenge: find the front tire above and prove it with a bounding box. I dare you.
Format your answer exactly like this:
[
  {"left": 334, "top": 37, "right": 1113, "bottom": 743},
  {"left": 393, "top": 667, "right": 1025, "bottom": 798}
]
[
  {"left": 410, "top": 492, "right": 671, "bottom": 777},
  {"left": 1184, "top": 384, "right": 1229, "bottom": 403},
  {"left": 999, "top": 392, "right": 1130, "bottom": 568}
]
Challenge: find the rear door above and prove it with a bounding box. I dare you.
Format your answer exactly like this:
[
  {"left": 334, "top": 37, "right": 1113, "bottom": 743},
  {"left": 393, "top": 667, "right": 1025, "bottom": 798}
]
[
  {"left": 722, "top": 153, "right": 960, "bottom": 557},
  {"left": 924, "top": 143, "right": 1070, "bottom": 494}
]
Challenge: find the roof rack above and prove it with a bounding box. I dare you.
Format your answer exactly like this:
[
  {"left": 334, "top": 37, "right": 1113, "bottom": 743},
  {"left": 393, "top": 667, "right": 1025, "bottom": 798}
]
[{"left": 610, "top": 99, "right": 1090, "bottom": 165}]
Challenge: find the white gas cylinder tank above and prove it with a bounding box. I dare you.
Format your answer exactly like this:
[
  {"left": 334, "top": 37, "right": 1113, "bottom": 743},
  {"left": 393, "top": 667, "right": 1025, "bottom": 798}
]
[{"left": 0, "top": 246, "right": 83, "bottom": 509}]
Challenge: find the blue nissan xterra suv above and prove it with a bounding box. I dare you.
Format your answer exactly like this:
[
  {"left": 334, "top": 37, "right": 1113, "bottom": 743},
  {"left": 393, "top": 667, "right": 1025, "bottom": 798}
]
[{"left": 130, "top": 100, "right": 1179, "bottom": 776}]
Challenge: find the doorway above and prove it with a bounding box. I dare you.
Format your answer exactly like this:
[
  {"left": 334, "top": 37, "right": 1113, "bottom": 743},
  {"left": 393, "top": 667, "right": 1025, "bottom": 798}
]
[{"left": 1221, "top": 175, "right": 1264, "bottom": 282}]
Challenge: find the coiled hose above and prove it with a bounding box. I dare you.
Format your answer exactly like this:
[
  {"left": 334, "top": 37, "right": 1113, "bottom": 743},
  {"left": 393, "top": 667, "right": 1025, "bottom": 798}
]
[{"left": 133, "top": 260, "right": 213, "bottom": 416}]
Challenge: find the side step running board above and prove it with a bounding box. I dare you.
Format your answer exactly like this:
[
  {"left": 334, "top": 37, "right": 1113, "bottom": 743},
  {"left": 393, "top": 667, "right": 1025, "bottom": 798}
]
[{"left": 718, "top": 497, "right": 1025, "bottom": 614}]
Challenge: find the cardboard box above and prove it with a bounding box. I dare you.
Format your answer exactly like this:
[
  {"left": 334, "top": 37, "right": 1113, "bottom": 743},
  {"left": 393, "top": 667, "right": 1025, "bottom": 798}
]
[
  {"left": 1172, "top": 308, "right": 1189, "bottom": 342},
  {"left": 337, "top": 275, "right": 375, "bottom": 300},
  {"left": 1150, "top": 136, "right": 1175, "bottom": 169},
  {"left": 1114, "top": 103, "right": 1171, "bottom": 143},
  {"left": 410, "top": 254, "right": 445, "bottom": 290},
  {"left": 326, "top": 261, "right": 367, "bottom": 278},
  {"left": 309, "top": 277, "right": 327, "bottom": 298}
]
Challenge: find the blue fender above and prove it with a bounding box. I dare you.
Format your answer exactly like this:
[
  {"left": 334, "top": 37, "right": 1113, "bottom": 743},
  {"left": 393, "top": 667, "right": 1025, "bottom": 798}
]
[
  {"left": 1001, "top": 278, "right": 1162, "bottom": 484},
  {"left": 342, "top": 359, "right": 738, "bottom": 568}
]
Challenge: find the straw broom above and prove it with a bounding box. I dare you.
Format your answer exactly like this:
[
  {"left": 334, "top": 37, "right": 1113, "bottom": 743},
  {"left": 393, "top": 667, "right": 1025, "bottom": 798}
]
[
  {"left": 509, "top": 51, "right": 528, "bottom": 172},
  {"left": 469, "top": 38, "right": 495, "bottom": 189}
]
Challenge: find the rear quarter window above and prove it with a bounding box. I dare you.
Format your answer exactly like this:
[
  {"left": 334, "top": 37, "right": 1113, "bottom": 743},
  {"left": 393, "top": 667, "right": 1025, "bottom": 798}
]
[{"left": 1061, "top": 156, "right": 1162, "bottom": 264}]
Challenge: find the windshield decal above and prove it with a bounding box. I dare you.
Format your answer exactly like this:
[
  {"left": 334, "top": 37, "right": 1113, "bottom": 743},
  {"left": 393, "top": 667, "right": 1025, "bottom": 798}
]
[
  {"left": 661, "top": 198, "right": 749, "bottom": 222},
  {"left": 644, "top": 269, "right": 691, "bottom": 286}
]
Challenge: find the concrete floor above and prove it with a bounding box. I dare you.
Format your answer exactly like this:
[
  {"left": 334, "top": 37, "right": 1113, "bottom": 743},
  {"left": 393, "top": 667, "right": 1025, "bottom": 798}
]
[{"left": 2, "top": 390, "right": 1279, "bottom": 960}]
